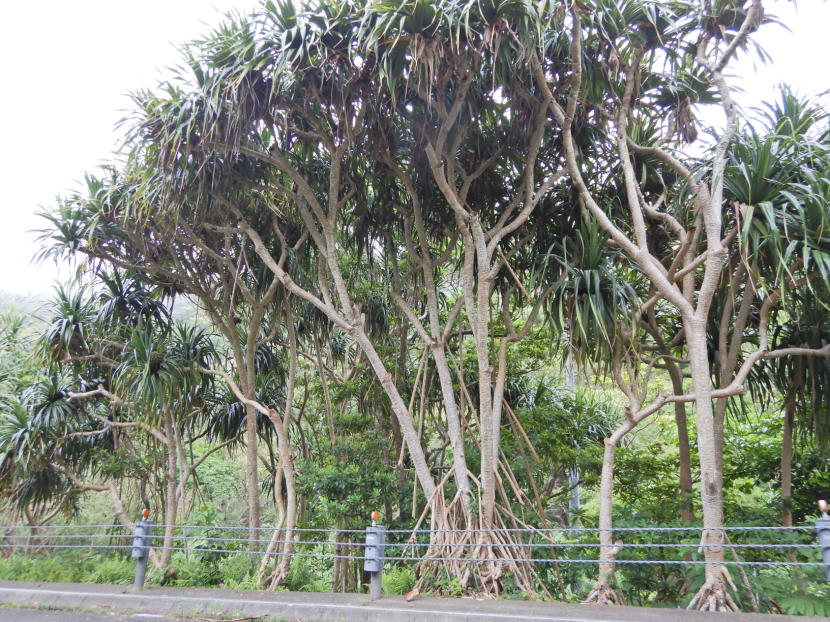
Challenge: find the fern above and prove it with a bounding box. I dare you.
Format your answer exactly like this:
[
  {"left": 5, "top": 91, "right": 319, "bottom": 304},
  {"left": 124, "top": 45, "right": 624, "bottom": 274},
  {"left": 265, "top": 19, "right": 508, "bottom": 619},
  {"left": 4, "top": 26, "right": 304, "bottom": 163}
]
[
  {"left": 779, "top": 593, "right": 830, "bottom": 618},
  {"left": 381, "top": 565, "right": 417, "bottom": 595}
]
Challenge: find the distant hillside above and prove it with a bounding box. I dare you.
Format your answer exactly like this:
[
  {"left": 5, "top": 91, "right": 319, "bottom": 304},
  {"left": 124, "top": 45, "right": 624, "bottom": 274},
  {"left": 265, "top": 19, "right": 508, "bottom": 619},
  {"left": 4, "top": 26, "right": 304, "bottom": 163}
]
[
  {"left": 170, "top": 296, "right": 210, "bottom": 327},
  {"left": 0, "top": 289, "right": 208, "bottom": 330},
  {"left": 0, "top": 290, "right": 51, "bottom": 327}
]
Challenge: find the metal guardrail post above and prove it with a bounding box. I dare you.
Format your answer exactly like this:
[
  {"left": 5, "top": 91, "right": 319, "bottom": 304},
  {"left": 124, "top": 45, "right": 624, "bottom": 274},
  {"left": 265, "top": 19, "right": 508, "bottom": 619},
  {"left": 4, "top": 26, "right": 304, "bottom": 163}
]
[
  {"left": 365, "top": 511, "right": 386, "bottom": 600},
  {"left": 131, "top": 509, "right": 153, "bottom": 590},
  {"left": 817, "top": 500, "right": 830, "bottom": 581}
]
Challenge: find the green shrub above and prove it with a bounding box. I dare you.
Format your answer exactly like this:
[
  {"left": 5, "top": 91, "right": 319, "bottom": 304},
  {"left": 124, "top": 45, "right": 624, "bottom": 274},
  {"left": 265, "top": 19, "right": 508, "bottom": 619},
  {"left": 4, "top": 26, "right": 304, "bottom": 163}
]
[
  {"left": 283, "top": 557, "right": 329, "bottom": 592},
  {"left": 146, "top": 551, "right": 219, "bottom": 587},
  {"left": 217, "top": 554, "right": 255, "bottom": 588},
  {"left": 86, "top": 556, "right": 134, "bottom": 585},
  {"left": 0, "top": 554, "right": 79, "bottom": 582},
  {"left": 381, "top": 565, "right": 416, "bottom": 595}
]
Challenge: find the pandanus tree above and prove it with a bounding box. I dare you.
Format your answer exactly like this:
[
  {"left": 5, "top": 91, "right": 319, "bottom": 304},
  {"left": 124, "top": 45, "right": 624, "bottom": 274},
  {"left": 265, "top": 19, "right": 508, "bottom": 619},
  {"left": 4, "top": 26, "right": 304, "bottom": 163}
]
[
  {"left": 26, "top": 279, "right": 238, "bottom": 569},
  {"left": 40, "top": 163, "right": 313, "bottom": 581},
  {"left": 37, "top": 160, "right": 297, "bottom": 553},
  {"left": 30, "top": 0, "right": 830, "bottom": 607},
  {"left": 764, "top": 291, "right": 830, "bottom": 527},
  {"left": 545, "top": 220, "right": 650, "bottom": 603},
  {"left": 0, "top": 374, "right": 102, "bottom": 527},
  {"left": 712, "top": 88, "right": 830, "bottom": 529},
  {"left": 543, "top": 1, "right": 830, "bottom": 610},
  {"left": 120, "top": 0, "right": 622, "bottom": 594}
]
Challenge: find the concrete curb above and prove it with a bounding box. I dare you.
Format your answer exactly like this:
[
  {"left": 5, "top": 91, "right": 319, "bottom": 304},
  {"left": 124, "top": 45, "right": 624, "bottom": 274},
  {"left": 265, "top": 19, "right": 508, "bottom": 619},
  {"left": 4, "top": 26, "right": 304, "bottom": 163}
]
[{"left": 0, "top": 581, "right": 819, "bottom": 622}]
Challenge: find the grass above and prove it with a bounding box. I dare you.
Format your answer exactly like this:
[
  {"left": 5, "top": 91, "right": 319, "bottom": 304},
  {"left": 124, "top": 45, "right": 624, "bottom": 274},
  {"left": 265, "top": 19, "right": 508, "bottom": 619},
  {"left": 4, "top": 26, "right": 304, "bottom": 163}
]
[{"left": 0, "top": 552, "right": 134, "bottom": 584}]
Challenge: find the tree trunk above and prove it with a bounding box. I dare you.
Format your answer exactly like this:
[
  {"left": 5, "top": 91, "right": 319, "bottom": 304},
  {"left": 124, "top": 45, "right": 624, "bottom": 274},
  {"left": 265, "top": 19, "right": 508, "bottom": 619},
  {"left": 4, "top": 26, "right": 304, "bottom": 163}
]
[
  {"left": 585, "top": 407, "right": 651, "bottom": 604},
  {"left": 314, "top": 334, "right": 337, "bottom": 447},
  {"left": 565, "top": 349, "right": 581, "bottom": 523},
  {"left": 686, "top": 322, "right": 734, "bottom": 611},
  {"left": 595, "top": 439, "right": 618, "bottom": 595},
  {"left": 332, "top": 531, "right": 346, "bottom": 592},
  {"left": 256, "top": 463, "right": 285, "bottom": 582},
  {"left": 667, "top": 361, "right": 695, "bottom": 522},
  {"left": 245, "top": 401, "right": 261, "bottom": 551},
  {"left": 268, "top": 454, "right": 297, "bottom": 588},
  {"left": 781, "top": 399, "right": 795, "bottom": 527},
  {"left": 243, "top": 316, "right": 264, "bottom": 551},
  {"left": 353, "top": 329, "right": 436, "bottom": 501},
  {"left": 431, "top": 345, "right": 473, "bottom": 520},
  {"left": 466, "top": 250, "right": 496, "bottom": 530},
  {"left": 268, "top": 315, "right": 299, "bottom": 588},
  {"left": 160, "top": 409, "right": 178, "bottom": 568}
]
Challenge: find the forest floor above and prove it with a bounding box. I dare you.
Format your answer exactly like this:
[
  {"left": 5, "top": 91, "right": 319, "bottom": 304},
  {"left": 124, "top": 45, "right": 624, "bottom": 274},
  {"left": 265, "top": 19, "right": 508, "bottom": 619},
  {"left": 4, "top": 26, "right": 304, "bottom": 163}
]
[{"left": 0, "top": 581, "right": 823, "bottom": 622}]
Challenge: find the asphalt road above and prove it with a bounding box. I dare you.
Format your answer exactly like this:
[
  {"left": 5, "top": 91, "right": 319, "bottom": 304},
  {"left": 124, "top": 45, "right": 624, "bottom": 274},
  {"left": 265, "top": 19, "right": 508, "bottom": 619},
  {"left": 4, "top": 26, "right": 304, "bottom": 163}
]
[
  {"left": 0, "top": 610, "right": 184, "bottom": 621},
  {"left": 1, "top": 581, "right": 825, "bottom": 622}
]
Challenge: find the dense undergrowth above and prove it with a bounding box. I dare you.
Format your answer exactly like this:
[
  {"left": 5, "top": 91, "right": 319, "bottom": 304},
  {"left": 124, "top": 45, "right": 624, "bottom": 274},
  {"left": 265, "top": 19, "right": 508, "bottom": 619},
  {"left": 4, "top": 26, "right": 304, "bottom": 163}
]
[{"left": 0, "top": 550, "right": 416, "bottom": 595}]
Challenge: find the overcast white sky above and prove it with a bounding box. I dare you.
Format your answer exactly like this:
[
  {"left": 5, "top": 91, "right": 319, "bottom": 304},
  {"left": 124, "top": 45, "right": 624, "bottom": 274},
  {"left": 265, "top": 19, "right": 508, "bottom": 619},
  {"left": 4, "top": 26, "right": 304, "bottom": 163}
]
[{"left": 1, "top": 1, "right": 828, "bottom": 296}]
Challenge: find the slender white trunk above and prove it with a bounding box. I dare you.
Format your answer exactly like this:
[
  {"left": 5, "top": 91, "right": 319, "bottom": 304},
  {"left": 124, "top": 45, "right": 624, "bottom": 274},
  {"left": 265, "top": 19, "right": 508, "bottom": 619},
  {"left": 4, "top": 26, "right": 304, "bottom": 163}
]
[
  {"left": 245, "top": 400, "right": 260, "bottom": 549},
  {"left": 596, "top": 439, "right": 617, "bottom": 586},
  {"left": 353, "top": 329, "right": 436, "bottom": 501},
  {"left": 686, "top": 322, "right": 726, "bottom": 581},
  {"left": 431, "top": 345, "right": 473, "bottom": 521},
  {"left": 592, "top": 411, "right": 649, "bottom": 596},
  {"left": 269, "top": 316, "right": 299, "bottom": 588},
  {"left": 160, "top": 412, "right": 178, "bottom": 568},
  {"left": 565, "top": 349, "right": 581, "bottom": 521}
]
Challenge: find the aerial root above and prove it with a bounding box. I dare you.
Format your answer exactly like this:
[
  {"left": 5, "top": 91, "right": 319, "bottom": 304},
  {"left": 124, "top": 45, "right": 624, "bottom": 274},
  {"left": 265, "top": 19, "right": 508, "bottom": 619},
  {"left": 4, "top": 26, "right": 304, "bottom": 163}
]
[
  {"left": 687, "top": 575, "right": 739, "bottom": 612},
  {"left": 411, "top": 526, "right": 548, "bottom": 598},
  {"left": 266, "top": 563, "right": 289, "bottom": 590},
  {"left": 583, "top": 582, "right": 622, "bottom": 605}
]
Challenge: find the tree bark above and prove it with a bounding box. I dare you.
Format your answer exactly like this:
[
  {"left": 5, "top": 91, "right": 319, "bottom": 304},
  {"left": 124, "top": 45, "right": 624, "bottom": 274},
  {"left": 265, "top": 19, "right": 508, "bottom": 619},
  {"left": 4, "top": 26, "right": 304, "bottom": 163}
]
[
  {"left": 781, "top": 398, "right": 795, "bottom": 527},
  {"left": 267, "top": 313, "right": 299, "bottom": 588},
  {"left": 686, "top": 322, "right": 727, "bottom": 590},
  {"left": 353, "top": 329, "right": 437, "bottom": 502},
  {"left": 245, "top": 401, "right": 261, "bottom": 550},
  {"left": 586, "top": 399, "right": 654, "bottom": 604},
  {"left": 596, "top": 439, "right": 618, "bottom": 590},
  {"left": 160, "top": 408, "right": 178, "bottom": 568},
  {"left": 666, "top": 361, "right": 695, "bottom": 522}
]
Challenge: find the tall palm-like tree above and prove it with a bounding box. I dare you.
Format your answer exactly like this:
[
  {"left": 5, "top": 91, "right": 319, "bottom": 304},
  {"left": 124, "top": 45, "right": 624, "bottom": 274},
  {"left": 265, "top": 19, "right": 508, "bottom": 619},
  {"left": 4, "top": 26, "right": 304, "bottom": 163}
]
[
  {"left": 29, "top": 0, "right": 830, "bottom": 606},
  {"left": 768, "top": 293, "right": 830, "bottom": 527},
  {"left": 715, "top": 88, "right": 830, "bottom": 529}
]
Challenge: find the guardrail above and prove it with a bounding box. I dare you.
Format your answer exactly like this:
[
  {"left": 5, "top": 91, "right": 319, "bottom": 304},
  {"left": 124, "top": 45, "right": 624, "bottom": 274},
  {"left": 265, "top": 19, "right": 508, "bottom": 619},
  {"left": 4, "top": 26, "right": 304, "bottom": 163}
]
[{"left": 2, "top": 505, "right": 829, "bottom": 597}]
